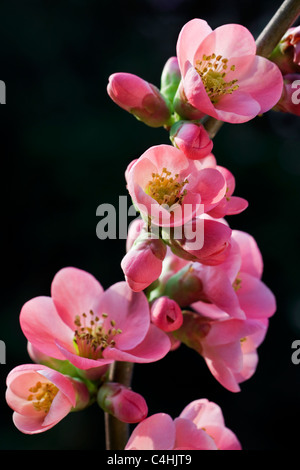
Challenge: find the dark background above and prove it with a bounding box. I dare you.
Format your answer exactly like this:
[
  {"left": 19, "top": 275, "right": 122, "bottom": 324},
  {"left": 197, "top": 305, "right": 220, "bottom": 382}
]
[{"left": 0, "top": 0, "right": 299, "bottom": 450}]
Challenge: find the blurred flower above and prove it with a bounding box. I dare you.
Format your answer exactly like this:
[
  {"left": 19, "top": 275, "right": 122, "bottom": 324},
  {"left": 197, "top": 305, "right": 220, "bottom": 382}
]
[
  {"left": 125, "top": 398, "right": 241, "bottom": 450},
  {"left": 174, "top": 18, "right": 283, "bottom": 123},
  {"left": 5, "top": 364, "right": 90, "bottom": 434}
]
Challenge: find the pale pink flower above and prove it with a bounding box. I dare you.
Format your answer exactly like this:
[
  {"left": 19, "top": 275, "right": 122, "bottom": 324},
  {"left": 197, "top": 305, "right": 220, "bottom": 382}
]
[
  {"left": 175, "top": 19, "right": 283, "bottom": 123},
  {"left": 20, "top": 267, "right": 171, "bottom": 371},
  {"left": 126, "top": 144, "right": 226, "bottom": 227},
  {"left": 5, "top": 364, "right": 90, "bottom": 434},
  {"left": 107, "top": 72, "right": 171, "bottom": 127},
  {"left": 125, "top": 398, "right": 241, "bottom": 450},
  {"left": 97, "top": 382, "right": 148, "bottom": 423}
]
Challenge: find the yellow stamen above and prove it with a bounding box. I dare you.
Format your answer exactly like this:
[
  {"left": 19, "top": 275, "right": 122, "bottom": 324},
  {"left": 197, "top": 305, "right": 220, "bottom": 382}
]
[
  {"left": 146, "top": 168, "right": 188, "bottom": 207},
  {"left": 233, "top": 275, "right": 242, "bottom": 292},
  {"left": 27, "top": 381, "right": 58, "bottom": 414},
  {"left": 195, "top": 52, "right": 239, "bottom": 104}
]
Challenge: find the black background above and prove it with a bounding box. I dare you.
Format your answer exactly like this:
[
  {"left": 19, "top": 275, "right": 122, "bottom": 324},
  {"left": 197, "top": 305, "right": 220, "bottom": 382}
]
[{"left": 0, "top": 0, "right": 299, "bottom": 450}]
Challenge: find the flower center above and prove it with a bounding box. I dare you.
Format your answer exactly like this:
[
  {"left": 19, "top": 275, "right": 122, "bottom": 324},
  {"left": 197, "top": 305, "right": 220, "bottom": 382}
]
[
  {"left": 195, "top": 53, "right": 239, "bottom": 104},
  {"left": 146, "top": 168, "right": 188, "bottom": 207},
  {"left": 27, "top": 381, "right": 59, "bottom": 413},
  {"left": 73, "top": 310, "right": 122, "bottom": 360}
]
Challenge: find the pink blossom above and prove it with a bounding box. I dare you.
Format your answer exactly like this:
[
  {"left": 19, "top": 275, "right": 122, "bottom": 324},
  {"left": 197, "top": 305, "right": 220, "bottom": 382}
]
[
  {"left": 126, "top": 144, "right": 226, "bottom": 227},
  {"left": 175, "top": 19, "right": 283, "bottom": 123},
  {"left": 20, "top": 267, "right": 171, "bottom": 371},
  {"left": 125, "top": 399, "right": 241, "bottom": 450},
  {"left": 170, "top": 121, "right": 213, "bottom": 160},
  {"left": 97, "top": 382, "right": 148, "bottom": 423},
  {"left": 107, "top": 72, "right": 171, "bottom": 127},
  {"left": 270, "top": 26, "right": 300, "bottom": 75},
  {"left": 5, "top": 364, "right": 90, "bottom": 434}
]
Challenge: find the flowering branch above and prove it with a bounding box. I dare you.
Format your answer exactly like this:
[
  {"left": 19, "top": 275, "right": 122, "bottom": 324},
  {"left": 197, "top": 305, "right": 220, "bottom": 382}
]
[{"left": 204, "top": 0, "right": 300, "bottom": 138}]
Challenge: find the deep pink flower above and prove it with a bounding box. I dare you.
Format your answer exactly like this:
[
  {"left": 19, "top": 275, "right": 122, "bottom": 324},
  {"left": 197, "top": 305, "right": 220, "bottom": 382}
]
[
  {"left": 170, "top": 121, "right": 213, "bottom": 160},
  {"left": 107, "top": 73, "right": 171, "bottom": 127},
  {"left": 175, "top": 19, "right": 283, "bottom": 123},
  {"left": 5, "top": 364, "right": 90, "bottom": 434},
  {"left": 20, "top": 267, "right": 171, "bottom": 370},
  {"left": 126, "top": 144, "right": 226, "bottom": 227},
  {"left": 97, "top": 382, "right": 148, "bottom": 423},
  {"left": 125, "top": 399, "right": 241, "bottom": 450}
]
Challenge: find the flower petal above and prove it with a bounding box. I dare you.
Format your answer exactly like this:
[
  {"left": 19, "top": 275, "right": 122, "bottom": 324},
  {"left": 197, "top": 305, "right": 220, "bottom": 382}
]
[
  {"left": 176, "top": 18, "right": 212, "bottom": 74},
  {"left": 125, "top": 413, "right": 175, "bottom": 450}
]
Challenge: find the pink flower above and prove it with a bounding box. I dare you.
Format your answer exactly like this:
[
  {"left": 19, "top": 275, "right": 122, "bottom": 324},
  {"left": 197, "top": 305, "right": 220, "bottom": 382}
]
[
  {"left": 270, "top": 26, "right": 300, "bottom": 75},
  {"left": 175, "top": 19, "right": 283, "bottom": 123},
  {"left": 150, "top": 296, "right": 183, "bottom": 332},
  {"left": 107, "top": 72, "right": 171, "bottom": 127},
  {"left": 126, "top": 144, "right": 226, "bottom": 227},
  {"left": 125, "top": 398, "right": 241, "bottom": 450},
  {"left": 170, "top": 121, "right": 213, "bottom": 160},
  {"left": 5, "top": 364, "right": 90, "bottom": 434},
  {"left": 20, "top": 267, "right": 171, "bottom": 371},
  {"left": 97, "top": 382, "right": 148, "bottom": 423},
  {"left": 121, "top": 230, "right": 167, "bottom": 292}
]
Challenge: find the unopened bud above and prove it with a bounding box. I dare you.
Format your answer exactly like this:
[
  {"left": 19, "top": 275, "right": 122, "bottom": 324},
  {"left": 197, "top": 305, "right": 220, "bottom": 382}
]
[
  {"left": 150, "top": 296, "right": 183, "bottom": 331},
  {"left": 163, "top": 264, "right": 204, "bottom": 307},
  {"left": 160, "top": 56, "right": 181, "bottom": 102},
  {"left": 97, "top": 382, "right": 148, "bottom": 423},
  {"left": 107, "top": 72, "right": 171, "bottom": 127},
  {"left": 269, "top": 26, "right": 300, "bottom": 75},
  {"left": 121, "top": 232, "right": 167, "bottom": 292},
  {"left": 170, "top": 121, "right": 213, "bottom": 160}
]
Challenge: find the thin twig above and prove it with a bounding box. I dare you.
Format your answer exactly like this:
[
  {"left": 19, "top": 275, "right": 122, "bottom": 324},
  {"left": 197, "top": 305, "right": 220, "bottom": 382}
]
[{"left": 204, "top": 0, "right": 300, "bottom": 138}]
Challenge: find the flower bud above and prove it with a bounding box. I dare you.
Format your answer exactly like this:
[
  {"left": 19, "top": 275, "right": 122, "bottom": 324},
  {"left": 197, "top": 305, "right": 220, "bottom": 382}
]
[
  {"left": 97, "top": 382, "right": 148, "bottom": 423},
  {"left": 121, "top": 232, "right": 167, "bottom": 292},
  {"left": 150, "top": 296, "right": 183, "bottom": 332},
  {"left": 269, "top": 26, "right": 300, "bottom": 75},
  {"left": 170, "top": 121, "right": 213, "bottom": 160},
  {"left": 163, "top": 264, "right": 204, "bottom": 307},
  {"left": 107, "top": 72, "right": 171, "bottom": 127},
  {"left": 273, "top": 73, "right": 300, "bottom": 116},
  {"left": 160, "top": 56, "right": 181, "bottom": 102}
]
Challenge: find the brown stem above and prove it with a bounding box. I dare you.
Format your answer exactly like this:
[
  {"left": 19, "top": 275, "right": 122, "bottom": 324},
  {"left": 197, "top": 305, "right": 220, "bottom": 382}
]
[
  {"left": 104, "top": 361, "right": 134, "bottom": 450},
  {"left": 204, "top": 0, "right": 300, "bottom": 138}
]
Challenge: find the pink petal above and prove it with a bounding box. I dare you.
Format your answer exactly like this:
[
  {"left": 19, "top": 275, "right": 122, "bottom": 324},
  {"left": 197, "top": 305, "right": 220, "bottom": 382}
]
[
  {"left": 195, "top": 168, "right": 226, "bottom": 210},
  {"left": 98, "top": 282, "right": 151, "bottom": 350},
  {"left": 203, "top": 424, "right": 242, "bottom": 450},
  {"left": 51, "top": 267, "right": 104, "bottom": 330},
  {"left": 102, "top": 324, "right": 171, "bottom": 363},
  {"left": 205, "top": 319, "right": 264, "bottom": 346},
  {"left": 237, "top": 55, "right": 284, "bottom": 113},
  {"left": 176, "top": 19, "right": 212, "bottom": 74},
  {"left": 237, "top": 272, "right": 276, "bottom": 318},
  {"left": 20, "top": 296, "right": 73, "bottom": 360},
  {"left": 12, "top": 412, "right": 51, "bottom": 435},
  {"left": 179, "top": 399, "right": 225, "bottom": 428},
  {"left": 214, "top": 90, "right": 261, "bottom": 123},
  {"left": 204, "top": 357, "right": 241, "bottom": 392},
  {"left": 193, "top": 24, "right": 256, "bottom": 62},
  {"left": 183, "top": 65, "right": 217, "bottom": 117},
  {"left": 55, "top": 339, "right": 114, "bottom": 369},
  {"left": 42, "top": 391, "right": 73, "bottom": 427},
  {"left": 174, "top": 418, "right": 217, "bottom": 450},
  {"left": 232, "top": 230, "right": 263, "bottom": 278},
  {"left": 209, "top": 342, "right": 243, "bottom": 372},
  {"left": 233, "top": 351, "right": 259, "bottom": 384},
  {"left": 125, "top": 413, "right": 175, "bottom": 450}
]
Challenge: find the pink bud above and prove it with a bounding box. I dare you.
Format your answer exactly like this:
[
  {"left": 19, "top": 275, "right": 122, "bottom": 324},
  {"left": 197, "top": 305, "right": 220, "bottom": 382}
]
[
  {"left": 107, "top": 72, "right": 171, "bottom": 127},
  {"left": 270, "top": 27, "right": 300, "bottom": 75},
  {"left": 121, "top": 233, "right": 167, "bottom": 292},
  {"left": 170, "top": 121, "right": 213, "bottom": 160},
  {"left": 150, "top": 296, "right": 183, "bottom": 332},
  {"left": 273, "top": 73, "right": 300, "bottom": 116},
  {"left": 97, "top": 382, "right": 148, "bottom": 423}
]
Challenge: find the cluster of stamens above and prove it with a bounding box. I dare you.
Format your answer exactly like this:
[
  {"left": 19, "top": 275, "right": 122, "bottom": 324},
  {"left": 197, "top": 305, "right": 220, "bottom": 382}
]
[
  {"left": 195, "top": 53, "right": 239, "bottom": 104},
  {"left": 146, "top": 168, "right": 188, "bottom": 207},
  {"left": 27, "top": 381, "right": 59, "bottom": 413},
  {"left": 73, "top": 310, "right": 122, "bottom": 360}
]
